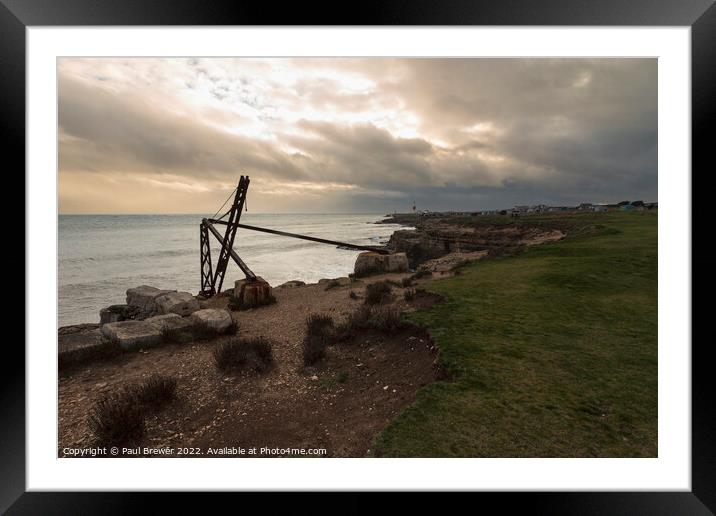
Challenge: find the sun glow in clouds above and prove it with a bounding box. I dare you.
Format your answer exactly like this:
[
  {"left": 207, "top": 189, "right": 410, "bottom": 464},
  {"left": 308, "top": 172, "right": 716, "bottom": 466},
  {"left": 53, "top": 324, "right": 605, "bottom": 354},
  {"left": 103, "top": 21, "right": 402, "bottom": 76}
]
[{"left": 58, "top": 57, "right": 657, "bottom": 214}]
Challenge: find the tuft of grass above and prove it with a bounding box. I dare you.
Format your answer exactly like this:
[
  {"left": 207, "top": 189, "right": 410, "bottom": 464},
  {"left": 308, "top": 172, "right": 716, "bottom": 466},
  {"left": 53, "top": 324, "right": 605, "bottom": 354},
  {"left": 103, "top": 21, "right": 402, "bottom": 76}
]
[
  {"left": 88, "top": 374, "right": 178, "bottom": 446},
  {"left": 337, "top": 372, "right": 349, "bottom": 383},
  {"left": 214, "top": 337, "right": 274, "bottom": 373},
  {"left": 401, "top": 277, "right": 414, "bottom": 288},
  {"left": 129, "top": 374, "right": 177, "bottom": 409},
  {"left": 404, "top": 289, "right": 416, "bottom": 302},
  {"left": 364, "top": 281, "right": 393, "bottom": 305},
  {"left": 373, "top": 212, "right": 658, "bottom": 458},
  {"left": 88, "top": 393, "right": 146, "bottom": 446},
  {"left": 335, "top": 304, "right": 405, "bottom": 339},
  {"left": 306, "top": 313, "right": 334, "bottom": 337},
  {"left": 369, "top": 306, "right": 405, "bottom": 333},
  {"left": 302, "top": 333, "right": 328, "bottom": 366}
]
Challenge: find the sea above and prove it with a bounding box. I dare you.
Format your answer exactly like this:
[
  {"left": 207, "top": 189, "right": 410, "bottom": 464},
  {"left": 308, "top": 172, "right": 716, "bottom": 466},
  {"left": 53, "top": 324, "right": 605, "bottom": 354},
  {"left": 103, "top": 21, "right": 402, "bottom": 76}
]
[{"left": 58, "top": 213, "right": 411, "bottom": 327}]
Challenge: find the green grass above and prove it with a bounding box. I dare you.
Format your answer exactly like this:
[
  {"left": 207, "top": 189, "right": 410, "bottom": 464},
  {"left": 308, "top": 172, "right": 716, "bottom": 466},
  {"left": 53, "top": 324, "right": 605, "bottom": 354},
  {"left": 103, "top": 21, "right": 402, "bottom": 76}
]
[{"left": 373, "top": 212, "right": 657, "bottom": 457}]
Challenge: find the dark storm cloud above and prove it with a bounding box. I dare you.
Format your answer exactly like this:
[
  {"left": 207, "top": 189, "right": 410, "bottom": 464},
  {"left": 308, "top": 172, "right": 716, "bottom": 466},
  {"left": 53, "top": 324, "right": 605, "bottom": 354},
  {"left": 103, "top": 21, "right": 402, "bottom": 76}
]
[
  {"left": 59, "top": 75, "right": 309, "bottom": 182},
  {"left": 58, "top": 58, "right": 657, "bottom": 213}
]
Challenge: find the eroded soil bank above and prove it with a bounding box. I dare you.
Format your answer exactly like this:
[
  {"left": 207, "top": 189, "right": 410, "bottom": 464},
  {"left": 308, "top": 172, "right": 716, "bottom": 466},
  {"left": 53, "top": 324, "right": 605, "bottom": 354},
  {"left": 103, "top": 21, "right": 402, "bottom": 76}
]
[{"left": 58, "top": 272, "right": 443, "bottom": 458}]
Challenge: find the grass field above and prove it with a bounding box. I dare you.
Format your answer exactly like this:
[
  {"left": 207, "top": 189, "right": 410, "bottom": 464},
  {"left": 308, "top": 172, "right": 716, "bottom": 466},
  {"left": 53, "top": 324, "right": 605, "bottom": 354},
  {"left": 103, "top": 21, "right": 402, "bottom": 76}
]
[{"left": 374, "top": 211, "right": 657, "bottom": 457}]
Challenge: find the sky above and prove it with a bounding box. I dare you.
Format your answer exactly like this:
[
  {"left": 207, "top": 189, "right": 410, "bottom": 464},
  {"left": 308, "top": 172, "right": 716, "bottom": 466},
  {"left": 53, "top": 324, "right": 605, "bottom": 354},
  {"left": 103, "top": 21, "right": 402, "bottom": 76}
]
[{"left": 58, "top": 58, "right": 657, "bottom": 214}]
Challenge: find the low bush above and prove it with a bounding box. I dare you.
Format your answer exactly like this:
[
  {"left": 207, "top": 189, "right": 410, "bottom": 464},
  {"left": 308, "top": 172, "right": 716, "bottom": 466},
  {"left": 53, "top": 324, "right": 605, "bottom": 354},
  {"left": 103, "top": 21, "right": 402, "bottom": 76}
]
[
  {"left": 306, "top": 313, "right": 334, "bottom": 337},
  {"left": 364, "top": 281, "right": 393, "bottom": 305},
  {"left": 88, "top": 393, "right": 146, "bottom": 446},
  {"left": 88, "top": 374, "right": 180, "bottom": 446},
  {"left": 401, "top": 277, "right": 414, "bottom": 288},
  {"left": 129, "top": 374, "right": 177, "bottom": 409},
  {"left": 335, "top": 304, "right": 405, "bottom": 339},
  {"left": 302, "top": 333, "right": 328, "bottom": 366},
  {"left": 370, "top": 306, "right": 404, "bottom": 333},
  {"left": 214, "top": 337, "right": 274, "bottom": 373}
]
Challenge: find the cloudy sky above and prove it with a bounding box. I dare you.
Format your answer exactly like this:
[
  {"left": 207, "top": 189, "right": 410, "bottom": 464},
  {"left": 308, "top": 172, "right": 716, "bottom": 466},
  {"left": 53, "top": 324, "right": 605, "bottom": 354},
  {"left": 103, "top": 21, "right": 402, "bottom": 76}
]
[{"left": 58, "top": 58, "right": 657, "bottom": 214}]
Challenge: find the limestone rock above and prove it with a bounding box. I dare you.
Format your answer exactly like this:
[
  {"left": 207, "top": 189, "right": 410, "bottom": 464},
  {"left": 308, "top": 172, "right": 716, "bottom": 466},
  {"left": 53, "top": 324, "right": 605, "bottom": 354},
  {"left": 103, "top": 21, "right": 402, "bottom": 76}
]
[
  {"left": 100, "top": 320, "right": 163, "bottom": 350},
  {"left": 276, "top": 280, "right": 306, "bottom": 289},
  {"left": 155, "top": 291, "right": 200, "bottom": 316},
  {"left": 126, "top": 285, "right": 176, "bottom": 318},
  {"left": 233, "top": 277, "right": 274, "bottom": 309},
  {"left": 191, "top": 308, "right": 234, "bottom": 333},
  {"left": 99, "top": 304, "right": 140, "bottom": 326},
  {"left": 145, "top": 313, "right": 196, "bottom": 342},
  {"left": 58, "top": 324, "right": 106, "bottom": 368},
  {"left": 354, "top": 252, "right": 409, "bottom": 277}
]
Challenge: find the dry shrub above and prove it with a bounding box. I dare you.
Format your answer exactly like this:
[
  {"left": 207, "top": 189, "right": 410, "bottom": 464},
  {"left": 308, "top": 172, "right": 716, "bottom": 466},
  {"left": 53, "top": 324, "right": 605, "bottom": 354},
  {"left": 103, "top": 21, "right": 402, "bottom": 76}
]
[
  {"left": 364, "top": 281, "right": 393, "bottom": 305},
  {"left": 306, "top": 313, "right": 334, "bottom": 337},
  {"left": 214, "top": 337, "right": 274, "bottom": 373},
  {"left": 88, "top": 393, "right": 145, "bottom": 446},
  {"left": 88, "top": 373, "right": 178, "bottom": 446}
]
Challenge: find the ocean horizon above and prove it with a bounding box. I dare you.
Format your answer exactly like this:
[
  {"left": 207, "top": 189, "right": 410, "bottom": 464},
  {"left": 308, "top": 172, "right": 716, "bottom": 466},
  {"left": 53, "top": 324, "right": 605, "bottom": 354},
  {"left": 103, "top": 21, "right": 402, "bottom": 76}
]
[{"left": 58, "top": 213, "right": 411, "bottom": 327}]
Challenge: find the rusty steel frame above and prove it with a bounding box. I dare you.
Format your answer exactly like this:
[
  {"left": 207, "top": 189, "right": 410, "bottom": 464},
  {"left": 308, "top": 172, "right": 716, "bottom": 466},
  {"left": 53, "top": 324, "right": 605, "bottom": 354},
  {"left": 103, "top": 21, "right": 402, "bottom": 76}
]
[{"left": 200, "top": 175, "right": 390, "bottom": 297}]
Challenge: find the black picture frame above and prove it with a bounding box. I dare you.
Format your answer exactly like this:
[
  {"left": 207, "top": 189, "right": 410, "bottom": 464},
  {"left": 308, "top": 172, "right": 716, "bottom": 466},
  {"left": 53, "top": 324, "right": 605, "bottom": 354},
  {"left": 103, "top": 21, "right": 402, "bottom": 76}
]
[{"left": 4, "top": 0, "right": 714, "bottom": 512}]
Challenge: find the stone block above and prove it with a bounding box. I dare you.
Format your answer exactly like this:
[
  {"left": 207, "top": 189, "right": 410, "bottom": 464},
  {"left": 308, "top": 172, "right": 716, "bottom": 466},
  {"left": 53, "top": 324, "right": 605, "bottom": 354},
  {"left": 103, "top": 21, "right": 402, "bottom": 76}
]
[
  {"left": 100, "top": 320, "right": 163, "bottom": 350},
  {"left": 233, "top": 277, "right": 274, "bottom": 309},
  {"left": 155, "top": 291, "right": 200, "bottom": 316},
  {"left": 99, "top": 304, "right": 140, "bottom": 326},
  {"left": 354, "top": 252, "right": 409, "bottom": 277},
  {"left": 191, "top": 308, "right": 234, "bottom": 333},
  {"left": 126, "top": 285, "right": 175, "bottom": 318}
]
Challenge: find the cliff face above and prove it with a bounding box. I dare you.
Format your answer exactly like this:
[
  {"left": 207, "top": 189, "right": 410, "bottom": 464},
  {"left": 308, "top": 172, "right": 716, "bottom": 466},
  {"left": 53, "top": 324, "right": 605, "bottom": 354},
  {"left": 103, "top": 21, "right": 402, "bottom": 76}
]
[{"left": 386, "top": 216, "right": 564, "bottom": 269}]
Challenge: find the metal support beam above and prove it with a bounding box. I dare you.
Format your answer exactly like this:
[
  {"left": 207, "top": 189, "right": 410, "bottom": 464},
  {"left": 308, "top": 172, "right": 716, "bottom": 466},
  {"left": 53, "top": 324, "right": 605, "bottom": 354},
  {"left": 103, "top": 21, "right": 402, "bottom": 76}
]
[
  {"left": 212, "top": 175, "right": 251, "bottom": 292},
  {"left": 207, "top": 219, "right": 390, "bottom": 255},
  {"left": 203, "top": 218, "right": 257, "bottom": 282},
  {"left": 199, "top": 222, "right": 215, "bottom": 296}
]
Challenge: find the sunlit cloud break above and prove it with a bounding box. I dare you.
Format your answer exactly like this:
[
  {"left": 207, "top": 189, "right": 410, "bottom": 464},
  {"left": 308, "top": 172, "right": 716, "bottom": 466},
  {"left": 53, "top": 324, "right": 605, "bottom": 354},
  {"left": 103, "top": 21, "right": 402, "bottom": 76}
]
[{"left": 58, "top": 57, "right": 657, "bottom": 214}]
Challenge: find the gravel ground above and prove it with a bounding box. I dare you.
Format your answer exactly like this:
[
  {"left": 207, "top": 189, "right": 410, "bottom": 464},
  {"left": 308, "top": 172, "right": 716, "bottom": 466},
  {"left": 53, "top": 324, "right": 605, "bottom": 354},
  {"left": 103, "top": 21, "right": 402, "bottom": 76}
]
[{"left": 58, "top": 270, "right": 443, "bottom": 458}]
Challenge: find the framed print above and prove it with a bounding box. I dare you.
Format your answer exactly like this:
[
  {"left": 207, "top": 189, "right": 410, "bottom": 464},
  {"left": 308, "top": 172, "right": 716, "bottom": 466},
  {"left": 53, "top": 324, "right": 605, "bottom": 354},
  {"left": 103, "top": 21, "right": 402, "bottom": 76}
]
[{"left": 4, "top": 0, "right": 715, "bottom": 512}]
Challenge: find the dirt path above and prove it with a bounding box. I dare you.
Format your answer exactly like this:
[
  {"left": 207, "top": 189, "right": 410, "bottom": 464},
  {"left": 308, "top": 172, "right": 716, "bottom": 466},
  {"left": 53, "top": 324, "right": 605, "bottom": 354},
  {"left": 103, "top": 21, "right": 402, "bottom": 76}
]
[{"left": 58, "top": 272, "right": 441, "bottom": 457}]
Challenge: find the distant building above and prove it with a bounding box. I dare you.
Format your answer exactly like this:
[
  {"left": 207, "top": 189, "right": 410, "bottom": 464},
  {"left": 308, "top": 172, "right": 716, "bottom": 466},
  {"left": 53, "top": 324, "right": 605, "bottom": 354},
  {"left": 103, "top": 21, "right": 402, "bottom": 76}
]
[
  {"left": 579, "top": 203, "right": 593, "bottom": 210},
  {"left": 593, "top": 205, "right": 608, "bottom": 212},
  {"left": 620, "top": 204, "right": 635, "bottom": 211}
]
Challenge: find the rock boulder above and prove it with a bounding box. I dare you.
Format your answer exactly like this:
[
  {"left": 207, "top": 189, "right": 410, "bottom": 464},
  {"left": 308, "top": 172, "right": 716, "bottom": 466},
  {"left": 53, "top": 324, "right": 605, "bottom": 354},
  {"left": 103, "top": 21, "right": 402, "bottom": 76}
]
[
  {"left": 354, "top": 252, "right": 409, "bottom": 277},
  {"left": 191, "top": 308, "right": 234, "bottom": 333},
  {"left": 99, "top": 304, "right": 140, "bottom": 326},
  {"left": 145, "top": 313, "right": 196, "bottom": 343},
  {"left": 276, "top": 280, "right": 306, "bottom": 289},
  {"left": 155, "top": 291, "right": 200, "bottom": 316},
  {"left": 126, "top": 285, "right": 176, "bottom": 318},
  {"left": 100, "top": 320, "right": 163, "bottom": 350}
]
